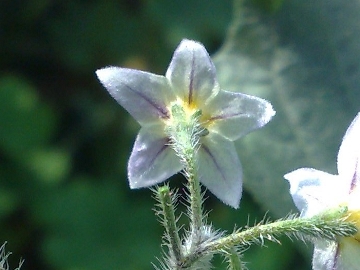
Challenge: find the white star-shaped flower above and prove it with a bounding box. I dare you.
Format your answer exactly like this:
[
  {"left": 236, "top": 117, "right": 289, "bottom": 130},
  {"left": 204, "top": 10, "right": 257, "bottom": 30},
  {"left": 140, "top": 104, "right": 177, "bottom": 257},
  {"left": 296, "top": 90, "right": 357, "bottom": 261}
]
[
  {"left": 285, "top": 112, "right": 360, "bottom": 269},
  {"left": 96, "top": 39, "right": 275, "bottom": 208}
]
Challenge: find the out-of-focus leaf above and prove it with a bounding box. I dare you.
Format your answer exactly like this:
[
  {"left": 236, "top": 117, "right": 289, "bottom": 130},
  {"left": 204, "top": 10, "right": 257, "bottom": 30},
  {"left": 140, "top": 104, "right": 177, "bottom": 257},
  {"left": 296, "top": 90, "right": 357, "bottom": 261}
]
[
  {"left": 145, "top": 0, "right": 232, "bottom": 46},
  {"left": 0, "top": 75, "right": 70, "bottom": 185},
  {"left": 24, "top": 148, "right": 71, "bottom": 185},
  {"left": 214, "top": 0, "right": 360, "bottom": 218},
  {"left": 252, "top": 0, "right": 284, "bottom": 13},
  {"left": 0, "top": 75, "right": 57, "bottom": 158},
  {"left": 0, "top": 185, "right": 19, "bottom": 219},
  {"left": 34, "top": 179, "right": 161, "bottom": 270},
  {"left": 47, "top": 1, "right": 151, "bottom": 72}
]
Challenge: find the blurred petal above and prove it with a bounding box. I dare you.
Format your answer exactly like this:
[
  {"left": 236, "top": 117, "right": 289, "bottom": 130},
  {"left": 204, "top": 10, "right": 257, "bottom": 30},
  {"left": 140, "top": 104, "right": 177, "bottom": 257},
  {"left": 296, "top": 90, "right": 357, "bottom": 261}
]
[
  {"left": 337, "top": 113, "right": 360, "bottom": 193},
  {"left": 205, "top": 90, "right": 275, "bottom": 141},
  {"left": 197, "top": 133, "right": 242, "bottom": 208},
  {"left": 165, "top": 39, "right": 219, "bottom": 106},
  {"left": 284, "top": 168, "right": 344, "bottom": 217},
  {"left": 313, "top": 238, "right": 360, "bottom": 270},
  {"left": 335, "top": 237, "right": 360, "bottom": 270},
  {"left": 96, "top": 67, "right": 174, "bottom": 126},
  {"left": 312, "top": 240, "right": 338, "bottom": 270},
  {"left": 128, "top": 126, "right": 183, "bottom": 188}
]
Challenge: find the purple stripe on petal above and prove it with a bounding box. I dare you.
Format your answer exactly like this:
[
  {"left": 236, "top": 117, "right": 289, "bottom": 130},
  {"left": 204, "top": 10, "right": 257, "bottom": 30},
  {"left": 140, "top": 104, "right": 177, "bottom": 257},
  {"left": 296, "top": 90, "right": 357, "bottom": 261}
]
[
  {"left": 349, "top": 159, "right": 359, "bottom": 193},
  {"left": 201, "top": 144, "right": 227, "bottom": 182},
  {"left": 188, "top": 52, "right": 195, "bottom": 105},
  {"left": 128, "top": 129, "right": 182, "bottom": 189},
  {"left": 147, "top": 142, "right": 170, "bottom": 168},
  {"left": 209, "top": 111, "right": 246, "bottom": 121},
  {"left": 123, "top": 83, "right": 170, "bottom": 119},
  {"left": 331, "top": 243, "right": 340, "bottom": 270}
]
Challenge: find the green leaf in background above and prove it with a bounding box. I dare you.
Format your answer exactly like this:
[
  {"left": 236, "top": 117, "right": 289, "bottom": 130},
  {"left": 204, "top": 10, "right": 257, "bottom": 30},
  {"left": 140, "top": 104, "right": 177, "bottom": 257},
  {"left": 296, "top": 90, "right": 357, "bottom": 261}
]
[
  {"left": 214, "top": 0, "right": 360, "bottom": 218},
  {"left": 144, "top": 0, "right": 232, "bottom": 46},
  {"left": 34, "top": 179, "right": 161, "bottom": 270},
  {"left": 0, "top": 75, "right": 57, "bottom": 157},
  {"left": 0, "top": 75, "right": 70, "bottom": 185}
]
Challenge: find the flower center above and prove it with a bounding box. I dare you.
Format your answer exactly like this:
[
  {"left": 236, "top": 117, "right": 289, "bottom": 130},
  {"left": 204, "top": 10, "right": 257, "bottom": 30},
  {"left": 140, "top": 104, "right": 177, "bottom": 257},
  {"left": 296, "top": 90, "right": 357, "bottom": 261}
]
[
  {"left": 164, "top": 99, "right": 209, "bottom": 164},
  {"left": 165, "top": 99, "right": 209, "bottom": 138}
]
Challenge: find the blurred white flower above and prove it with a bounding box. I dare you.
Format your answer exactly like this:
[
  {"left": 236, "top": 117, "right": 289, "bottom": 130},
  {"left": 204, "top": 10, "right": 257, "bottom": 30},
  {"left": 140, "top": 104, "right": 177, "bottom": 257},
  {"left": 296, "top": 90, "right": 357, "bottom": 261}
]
[
  {"left": 96, "top": 39, "right": 275, "bottom": 208},
  {"left": 285, "top": 113, "right": 360, "bottom": 269}
]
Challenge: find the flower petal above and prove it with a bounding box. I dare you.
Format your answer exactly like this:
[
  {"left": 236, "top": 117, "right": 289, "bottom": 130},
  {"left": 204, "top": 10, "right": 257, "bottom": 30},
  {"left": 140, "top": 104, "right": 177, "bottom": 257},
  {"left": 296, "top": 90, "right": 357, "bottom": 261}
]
[
  {"left": 197, "top": 133, "right": 242, "bottom": 208},
  {"left": 337, "top": 112, "right": 360, "bottom": 193},
  {"left": 128, "top": 126, "right": 183, "bottom": 188},
  {"left": 165, "top": 39, "right": 219, "bottom": 106},
  {"left": 205, "top": 90, "right": 275, "bottom": 141},
  {"left": 96, "top": 67, "right": 174, "bottom": 126},
  {"left": 312, "top": 240, "right": 339, "bottom": 270},
  {"left": 284, "top": 168, "right": 344, "bottom": 217},
  {"left": 313, "top": 238, "right": 360, "bottom": 270},
  {"left": 335, "top": 237, "right": 360, "bottom": 270}
]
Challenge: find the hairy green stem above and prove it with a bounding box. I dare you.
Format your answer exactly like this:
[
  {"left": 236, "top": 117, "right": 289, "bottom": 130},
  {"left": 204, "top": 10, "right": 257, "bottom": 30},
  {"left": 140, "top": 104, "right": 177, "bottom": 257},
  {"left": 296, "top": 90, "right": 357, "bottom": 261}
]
[
  {"left": 166, "top": 104, "right": 205, "bottom": 247},
  {"left": 157, "top": 186, "right": 183, "bottom": 263},
  {"left": 185, "top": 154, "right": 203, "bottom": 246},
  {"left": 180, "top": 208, "right": 357, "bottom": 267},
  {"left": 226, "top": 247, "right": 243, "bottom": 270},
  {"left": 209, "top": 214, "right": 356, "bottom": 249}
]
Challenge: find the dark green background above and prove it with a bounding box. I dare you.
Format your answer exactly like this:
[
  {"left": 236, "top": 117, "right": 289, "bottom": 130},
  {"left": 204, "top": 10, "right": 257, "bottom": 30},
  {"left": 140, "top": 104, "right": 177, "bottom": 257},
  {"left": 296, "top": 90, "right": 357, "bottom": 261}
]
[{"left": 2, "top": 0, "right": 360, "bottom": 269}]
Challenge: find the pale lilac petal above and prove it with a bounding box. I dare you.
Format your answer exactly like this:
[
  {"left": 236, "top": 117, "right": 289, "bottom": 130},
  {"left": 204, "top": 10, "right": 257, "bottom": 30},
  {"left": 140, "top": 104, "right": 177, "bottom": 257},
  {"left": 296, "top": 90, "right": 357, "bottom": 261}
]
[
  {"left": 96, "top": 67, "right": 175, "bottom": 126},
  {"left": 337, "top": 113, "right": 360, "bottom": 193},
  {"left": 197, "top": 133, "right": 242, "bottom": 208},
  {"left": 284, "top": 168, "right": 344, "bottom": 217},
  {"left": 128, "top": 126, "right": 183, "bottom": 188},
  {"left": 312, "top": 240, "right": 339, "bottom": 270},
  {"left": 334, "top": 237, "right": 360, "bottom": 270},
  {"left": 165, "top": 39, "right": 219, "bottom": 106},
  {"left": 205, "top": 90, "right": 275, "bottom": 141},
  {"left": 313, "top": 238, "right": 360, "bottom": 270}
]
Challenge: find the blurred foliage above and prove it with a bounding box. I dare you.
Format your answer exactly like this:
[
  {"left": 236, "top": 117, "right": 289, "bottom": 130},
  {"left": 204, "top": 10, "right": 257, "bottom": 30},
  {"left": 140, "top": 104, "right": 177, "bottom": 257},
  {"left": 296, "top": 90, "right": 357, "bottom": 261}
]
[{"left": 1, "top": 0, "right": 359, "bottom": 269}]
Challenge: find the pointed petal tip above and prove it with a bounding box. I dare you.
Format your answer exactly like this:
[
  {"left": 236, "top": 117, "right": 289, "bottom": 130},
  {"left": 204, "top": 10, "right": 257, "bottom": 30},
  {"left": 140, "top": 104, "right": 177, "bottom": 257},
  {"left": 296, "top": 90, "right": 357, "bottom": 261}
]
[
  {"left": 211, "top": 189, "right": 241, "bottom": 209},
  {"left": 128, "top": 177, "right": 145, "bottom": 190},
  {"left": 283, "top": 170, "right": 296, "bottom": 181},
  {"left": 284, "top": 168, "right": 316, "bottom": 183},
  {"left": 95, "top": 66, "right": 116, "bottom": 84},
  {"left": 95, "top": 67, "right": 107, "bottom": 79},
  {"left": 220, "top": 185, "right": 242, "bottom": 209},
  {"left": 178, "top": 38, "right": 205, "bottom": 49},
  {"left": 337, "top": 111, "right": 360, "bottom": 183},
  {"left": 228, "top": 198, "right": 241, "bottom": 209},
  {"left": 261, "top": 102, "right": 276, "bottom": 126},
  {"left": 128, "top": 181, "right": 138, "bottom": 189},
  {"left": 95, "top": 67, "right": 112, "bottom": 87}
]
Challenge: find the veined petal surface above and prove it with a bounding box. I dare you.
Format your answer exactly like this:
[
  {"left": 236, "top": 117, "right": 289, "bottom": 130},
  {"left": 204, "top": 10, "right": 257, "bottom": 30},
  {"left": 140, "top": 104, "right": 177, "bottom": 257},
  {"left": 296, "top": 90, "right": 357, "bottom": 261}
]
[
  {"left": 313, "top": 238, "right": 360, "bottom": 270},
  {"left": 205, "top": 90, "right": 275, "bottom": 141},
  {"left": 128, "top": 126, "right": 183, "bottom": 189},
  {"left": 165, "top": 39, "right": 219, "bottom": 106},
  {"left": 284, "top": 168, "right": 343, "bottom": 217},
  {"left": 285, "top": 112, "right": 360, "bottom": 270},
  {"left": 96, "top": 67, "right": 174, "bottom": 126},
  {"left": 312, "top": 240, "right": 339, "bottom": 270},
  {"left": 334, "top": 238, "right": 360, "bottom": 270},
  {"left": 337, "top": 112, "right": 360, "bottom": 193},
  {"left": 197, "top": 133, "right": 242, "bottom": 208}
]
